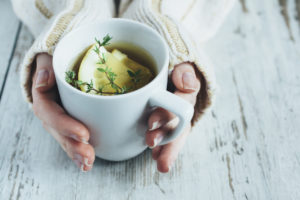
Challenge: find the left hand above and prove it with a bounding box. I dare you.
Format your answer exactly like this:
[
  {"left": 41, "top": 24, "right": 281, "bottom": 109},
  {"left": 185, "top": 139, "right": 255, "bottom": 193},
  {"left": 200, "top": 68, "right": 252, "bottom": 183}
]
[{"left": 146, "top": 63, "right": 201, "bottom": 173}]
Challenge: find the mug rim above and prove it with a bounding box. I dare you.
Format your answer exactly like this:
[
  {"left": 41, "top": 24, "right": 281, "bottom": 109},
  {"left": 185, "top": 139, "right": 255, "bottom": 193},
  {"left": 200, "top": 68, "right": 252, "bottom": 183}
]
[{"left": 53, "top": 18, "right": 169, "bottom": 100}]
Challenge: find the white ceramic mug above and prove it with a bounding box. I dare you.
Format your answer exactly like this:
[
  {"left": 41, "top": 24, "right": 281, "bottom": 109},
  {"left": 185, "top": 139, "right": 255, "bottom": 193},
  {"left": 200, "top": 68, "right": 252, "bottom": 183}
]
[{"left": 53, "top": 19, "right": 194, "bottom": 161}]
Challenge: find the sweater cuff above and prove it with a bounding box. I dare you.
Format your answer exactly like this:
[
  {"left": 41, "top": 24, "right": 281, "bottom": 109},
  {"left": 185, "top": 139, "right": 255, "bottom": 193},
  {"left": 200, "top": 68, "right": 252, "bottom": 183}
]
[
  {"left": 20, "top": 0, "right": 115, "bottom": 104},
  {"left": 121, "top": 0, "right": 216, "bottom": 124}
]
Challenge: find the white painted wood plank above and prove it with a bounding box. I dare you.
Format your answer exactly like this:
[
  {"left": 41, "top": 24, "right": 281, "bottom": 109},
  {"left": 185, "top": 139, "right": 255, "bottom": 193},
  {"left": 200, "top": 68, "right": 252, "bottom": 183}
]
[
  {"left": 200, "top": 0, "right": 300, "bottom": 199},
  {"left": 0, "top": 0, "right": 20, "bottom": 94}
]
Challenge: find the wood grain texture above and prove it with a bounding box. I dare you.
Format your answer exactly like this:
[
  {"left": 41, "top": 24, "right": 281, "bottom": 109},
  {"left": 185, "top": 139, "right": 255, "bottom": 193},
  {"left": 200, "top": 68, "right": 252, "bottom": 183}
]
[
  {"left": 0, "top": 0, "right": 20, "bottom": 100},
  {"left": 0, "top": 0, "right": 300, "bottom": 199}
]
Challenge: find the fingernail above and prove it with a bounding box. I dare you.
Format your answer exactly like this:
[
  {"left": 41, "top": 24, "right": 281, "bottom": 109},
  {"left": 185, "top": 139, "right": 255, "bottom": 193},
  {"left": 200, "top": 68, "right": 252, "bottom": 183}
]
[
  {"left": 149, "top": 121, "right": 162, "bottom": 131},
  {"left": 35, "top": 69, "right": 49, "bottom": 88},
  {"left": 73, "top": 154, "right": 90, "bottom": 172},
  {"left": 80, "top": 164, "right": 87, "bottom": 172},
  {"left": 149, "top": 135, "right": 163, "bottom": 149},
  {"left": 167, "top": 165, "right": 172, "bottom": 172},
  {"left": 182, "top": 72, "right": 196, "bottom": 91},
  {"left": 84, "top": 157, "right": 93, "bottom": 167},
  {"left": 70, "top": 135, "right": 89, "bottom": 144},
  {"left": 168, "top": 162, "right": 174, "bottom": 172},
  {"left": 81, "top": 139, "right": 89, "bottom": 144}
]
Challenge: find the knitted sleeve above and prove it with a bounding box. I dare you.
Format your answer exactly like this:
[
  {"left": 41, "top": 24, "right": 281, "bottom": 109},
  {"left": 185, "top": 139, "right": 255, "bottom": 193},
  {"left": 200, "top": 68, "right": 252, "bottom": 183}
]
[
  {"left": 12, "top": 0, "right": 115, "bottom": 103},
  {"left": 120, "top": 0, "right": 224, "bottom": 125}
]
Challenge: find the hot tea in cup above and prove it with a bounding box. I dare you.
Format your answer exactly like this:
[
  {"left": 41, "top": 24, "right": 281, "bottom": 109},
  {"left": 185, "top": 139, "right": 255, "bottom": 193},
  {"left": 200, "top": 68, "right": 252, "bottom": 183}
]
[{"left": 66, "top": 34, "right": 157, "bottom": 95}]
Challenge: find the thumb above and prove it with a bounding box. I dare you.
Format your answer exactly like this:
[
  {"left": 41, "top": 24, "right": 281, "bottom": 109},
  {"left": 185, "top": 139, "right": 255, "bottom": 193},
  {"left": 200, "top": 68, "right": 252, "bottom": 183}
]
[
  {"left": 33, "top": 53, "right": 55, "bottom": 93},
  {"left": 171, "top": 62, "right": 201, "bottom": 93}
]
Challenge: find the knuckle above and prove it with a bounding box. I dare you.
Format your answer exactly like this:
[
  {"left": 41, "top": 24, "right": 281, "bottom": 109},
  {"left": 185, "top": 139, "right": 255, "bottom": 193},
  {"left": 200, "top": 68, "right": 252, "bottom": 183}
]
[
  {"left": 74, "top": 125, "right": 88, "bottom": 137},
  {"left": 81, "top": 144, "right": 94, "bottom": 158},
  {"left": 149, "top": 112, "right": 159, "bottom": 122},
  {"left": 67, "top": 125, "right": 89, "bottom": 141},
  {"left": 151, "top": 108, "right": 166, "bottom": 118}
]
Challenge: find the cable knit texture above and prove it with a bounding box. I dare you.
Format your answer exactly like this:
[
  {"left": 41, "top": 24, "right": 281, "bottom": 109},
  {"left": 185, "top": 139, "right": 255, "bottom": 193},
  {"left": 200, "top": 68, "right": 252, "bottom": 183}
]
[
  {"left": 12, "top": 0, "right": 235, "bottom": 124},
  {"left": 12, "top": 0, "right": 115, "bottom": 103}
]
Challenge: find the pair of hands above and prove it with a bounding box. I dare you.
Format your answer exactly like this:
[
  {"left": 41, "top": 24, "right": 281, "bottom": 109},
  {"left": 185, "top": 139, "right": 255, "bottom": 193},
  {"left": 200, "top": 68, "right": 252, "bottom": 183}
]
[{"left": 32, "top": 53, "right": 200, "bottom": 173}]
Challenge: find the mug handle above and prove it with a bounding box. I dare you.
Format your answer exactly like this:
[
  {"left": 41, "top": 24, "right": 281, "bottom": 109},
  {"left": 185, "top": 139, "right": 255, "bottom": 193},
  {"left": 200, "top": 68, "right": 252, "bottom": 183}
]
[{"left": 149, "top": 90, "right": 194, "bottom": 145}]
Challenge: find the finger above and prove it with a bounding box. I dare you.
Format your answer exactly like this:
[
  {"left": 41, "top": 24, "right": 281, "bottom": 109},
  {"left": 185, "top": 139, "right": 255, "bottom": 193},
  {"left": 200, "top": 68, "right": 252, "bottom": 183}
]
[
  {"left": 148, "top": 108, "right": 175, "bottom": 131},
  {"left": 152, "top": 146, "right": 162, "bottom": 160},
  {"left": 147, "top": 108, "right": 177, "bottom": 148},
  {"left": 44, "top": 125, "right": 95, "bottom": 171},
  {"left": 67, "top": 138, "right": 95, "bottom": 172},
  {"left": 33, "top": 53, "right": 56, "bottom": 92},
  {"left": 146, "top": 128, "right": 165, "bottom": 148},
  {"left": 156, "top": 125, "right": 191, "bottom": 173},
  {"left": 172, "top": 63, "right": 201, "bottom": 93},
  {"left": 146, "top": 90, "right": 196, "bottom": 149},
  {"left": 33, "top": 95, "right": 90, "bottom": 144},
  {"left": 146, "top": 117, "right": 180, "bottom": 148}
]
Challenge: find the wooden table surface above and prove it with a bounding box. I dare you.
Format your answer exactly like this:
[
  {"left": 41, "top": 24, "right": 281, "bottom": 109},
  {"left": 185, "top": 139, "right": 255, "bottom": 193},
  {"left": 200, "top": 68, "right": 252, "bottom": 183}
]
[{"left": 1, "top": 0, "right": 300, "bottom": 199}]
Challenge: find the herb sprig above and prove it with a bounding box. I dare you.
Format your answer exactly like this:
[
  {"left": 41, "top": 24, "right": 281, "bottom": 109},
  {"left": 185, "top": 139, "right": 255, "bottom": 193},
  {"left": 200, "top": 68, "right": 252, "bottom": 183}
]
[
  {"left": 93, "top": 34, "right": 112, "bottom": 64},
  {"left": 65, "top": 70, "right": 115, "bottom": 94}
]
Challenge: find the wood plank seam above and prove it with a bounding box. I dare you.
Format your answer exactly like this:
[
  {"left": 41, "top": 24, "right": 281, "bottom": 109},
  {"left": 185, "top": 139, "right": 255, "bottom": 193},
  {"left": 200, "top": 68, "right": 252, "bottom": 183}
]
[{"left": 0, "top": 22, "right": 22, "bottom": 102}]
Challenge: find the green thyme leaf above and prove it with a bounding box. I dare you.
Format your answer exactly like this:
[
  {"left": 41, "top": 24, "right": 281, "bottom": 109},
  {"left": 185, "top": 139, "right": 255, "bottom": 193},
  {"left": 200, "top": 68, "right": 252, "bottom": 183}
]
[
  {"left": 111, "top": 83, "right": 118, "bottom": 90},
  {"left": 102, "top": 53, "right": 106, "bottom": 62},
  {"left": 101, "top": 34, "right": 112, "bottom": 46},
  {"left": 98, "top": 85, "right": 104, "bottom": 93},
  {"left": 121, "top": 85, "right": 132, "bottom": 94},
  {"left": 97, "top": 68, "right": 106, "bottom": 72},
  {"left": 93, "top": 45, "right": 100, "bottom": 54},
  {"left": 89, "top": 80, "right": 93, "bottom": 88},
  {"left": 65, "top": 71, "right": 76, "bottom": 83},
  {"left": 127, "top": 70, "right": 135, "bottom": 77},
  {"left": 77, "top": 80, "right": 84, "bottom": 84},
  {"left": 95, "top": 38, "right": 101, "bottom": 47},
  {"left": 135, "top": 69, "right": 141, "bottom": 76}
]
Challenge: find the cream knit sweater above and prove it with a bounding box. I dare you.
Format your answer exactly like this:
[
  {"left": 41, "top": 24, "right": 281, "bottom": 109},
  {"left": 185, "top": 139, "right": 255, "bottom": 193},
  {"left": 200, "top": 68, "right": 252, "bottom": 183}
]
[{"left": 12, "top": 0, "right": 235, "bottom": 125}]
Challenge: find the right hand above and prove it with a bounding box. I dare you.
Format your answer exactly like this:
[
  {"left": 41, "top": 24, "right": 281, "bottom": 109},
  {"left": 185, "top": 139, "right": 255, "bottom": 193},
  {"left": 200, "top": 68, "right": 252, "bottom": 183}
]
[{"left": 32, "top": 53, "right": 95, "bottom": 172}]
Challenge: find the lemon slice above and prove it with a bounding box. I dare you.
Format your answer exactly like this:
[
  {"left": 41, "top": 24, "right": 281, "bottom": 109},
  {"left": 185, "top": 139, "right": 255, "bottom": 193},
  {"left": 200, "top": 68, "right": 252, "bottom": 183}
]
[
  {"left": 78, "top": 44, "right": 154, "bottom": 95},
  {"left": 78, "top": 44, "right": 103, "bottom": 93},
  {"left": 111, "top": 49, "right": 153, "bottom": 80}
]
